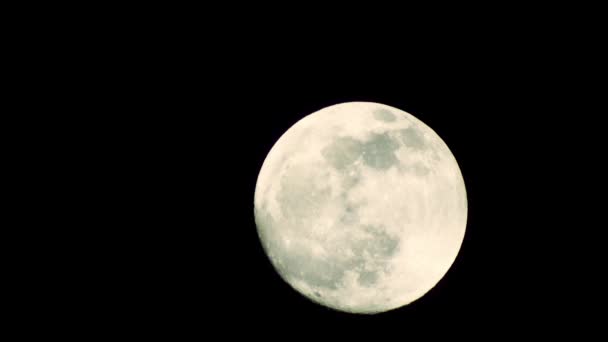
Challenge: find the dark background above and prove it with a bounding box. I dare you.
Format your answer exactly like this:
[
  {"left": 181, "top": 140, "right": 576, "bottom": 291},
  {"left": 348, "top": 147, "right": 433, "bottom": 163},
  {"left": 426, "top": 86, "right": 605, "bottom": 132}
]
[
  {"left": 43, "top": 7, "right": 600, "bottom": 338},
  {"left": 125, "top": 49, "right": 580, "bottom": 337}
]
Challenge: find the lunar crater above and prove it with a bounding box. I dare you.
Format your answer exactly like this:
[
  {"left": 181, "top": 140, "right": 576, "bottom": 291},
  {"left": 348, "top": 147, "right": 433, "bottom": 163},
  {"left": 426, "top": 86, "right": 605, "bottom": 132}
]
[
  {"left": 321, "top": 136, "right": 363, "bottom": 170},
  {"left": 372, "top": 108, "right": 397, "bottom": 122},
  {"left": 398, "top": 127, "right": 427, "bottom": 150},
  {"left": 360, "top": 133, "right": 400, "bottom": 170}
]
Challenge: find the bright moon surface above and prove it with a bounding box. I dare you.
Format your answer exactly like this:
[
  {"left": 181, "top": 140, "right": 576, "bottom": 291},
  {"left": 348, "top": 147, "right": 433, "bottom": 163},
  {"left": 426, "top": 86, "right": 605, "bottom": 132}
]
[{"left": 254, "top": 102, "right": 467, "bottom": 314}]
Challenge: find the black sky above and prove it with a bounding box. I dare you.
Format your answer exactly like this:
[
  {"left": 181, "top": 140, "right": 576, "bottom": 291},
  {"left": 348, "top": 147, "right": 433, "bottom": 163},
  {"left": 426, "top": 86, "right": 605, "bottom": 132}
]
[
  {"left": 135, "top": 54, "right": 572, "bottom": 337},
  {"left": 85, "top": 10, "right": 600, "bottom": 338}
]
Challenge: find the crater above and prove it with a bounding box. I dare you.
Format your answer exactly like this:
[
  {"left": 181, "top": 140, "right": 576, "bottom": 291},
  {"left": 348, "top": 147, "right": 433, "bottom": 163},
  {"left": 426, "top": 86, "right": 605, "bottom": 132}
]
[
  {"left": 341, "top": 165, "right": 361, "bottom": 189},
  {"left": 361, "top": 225, "right": 400, "bottom": 257},
  {"left": 373, "top": 109, "right": 396, "bottom": 122},
  {"left": 349, "top": 225, "right": 401, "bottom": 287},
  {"left": 399, "top": 127, "right": 426, "bottom": 150},
  {"left": 361, "top": 133, "right": 400, "bottom": 170},
  {"left": 340, "top": 204, "right": 360, "bottom": 225},
  {"left": 322, "top": 137, "right": 363, "bottom": 170}
]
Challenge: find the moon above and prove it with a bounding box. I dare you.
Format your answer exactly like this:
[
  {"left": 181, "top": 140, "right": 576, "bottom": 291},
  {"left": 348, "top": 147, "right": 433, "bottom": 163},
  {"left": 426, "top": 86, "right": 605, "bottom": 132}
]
[{"left": 254, "top": 102, "right": 467, "bottom": 314}]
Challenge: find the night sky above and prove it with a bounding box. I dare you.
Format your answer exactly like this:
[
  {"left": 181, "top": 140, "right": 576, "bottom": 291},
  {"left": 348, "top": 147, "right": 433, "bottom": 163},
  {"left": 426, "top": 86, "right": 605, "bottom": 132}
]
[{"left": 83, "top": 9, "right": 595, "bottom": 338}]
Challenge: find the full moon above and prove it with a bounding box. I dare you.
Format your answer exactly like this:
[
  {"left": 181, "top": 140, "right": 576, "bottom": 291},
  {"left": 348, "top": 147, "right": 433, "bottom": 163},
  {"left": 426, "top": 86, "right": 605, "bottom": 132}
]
[{"left": 254, "top": 102, "right": 467, "bottom": 314}]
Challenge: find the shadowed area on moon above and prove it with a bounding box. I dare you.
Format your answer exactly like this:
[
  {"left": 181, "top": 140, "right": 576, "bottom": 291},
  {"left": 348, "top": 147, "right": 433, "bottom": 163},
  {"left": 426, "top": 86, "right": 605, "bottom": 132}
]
[
  {"left": 373, "top": 108, "right": 397, "bottom": 122},
  {"left": 321, "top": 137, "right": 362, "bottom": 170},
  {"left": 361, "top": 133, "right": 400, "bottom": 170},
  {"left": 399, "top": 127, "right": 426, "bottom": 150},
  {"left": 322, "top": 133, "right": 402, "bottom": 171}
]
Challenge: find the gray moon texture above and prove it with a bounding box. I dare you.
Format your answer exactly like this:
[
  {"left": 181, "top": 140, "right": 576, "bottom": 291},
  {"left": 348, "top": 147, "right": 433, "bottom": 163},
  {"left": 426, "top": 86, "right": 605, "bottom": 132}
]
[{"left": 254, "top": 102, "right": 467, "bottom": 314}]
